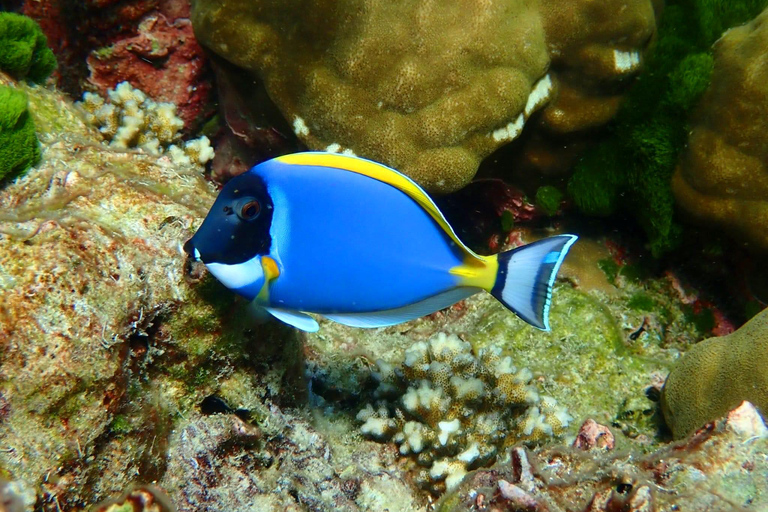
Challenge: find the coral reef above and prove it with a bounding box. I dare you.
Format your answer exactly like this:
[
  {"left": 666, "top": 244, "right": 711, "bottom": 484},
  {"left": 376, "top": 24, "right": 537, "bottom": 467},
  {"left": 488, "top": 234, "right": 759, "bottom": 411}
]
[
  {"left": 0, "top": 12, "right": 56, "bottom": 83},
  {"left": 436, "top": 401, "right": 768, "bottom": 511},
  {"left": 661, "top": 307, "right": 768, "bottom": 439},
  {"left": 86, "top": 13, "right": 211, "bottom": 129},
  {"left": 20, "top": 0, "right": 212, "bottom": 127},
  {"left": 357, "top": 333, "right": 571, "bottom": 493},
  {"left": 567, "top": 0, "right": 768, "bottom": 256},
  {"left": 77, "top": 81, "right": 214, "bottom": 167},
  {"left": 672, "top": 6, "right": 768, "bottom": 252},
  {"left": 0, "top": 85, "right": 40, "bottom": 182},
  {"left": 190, "top": 0, "right": 658, "bottom": 192}
]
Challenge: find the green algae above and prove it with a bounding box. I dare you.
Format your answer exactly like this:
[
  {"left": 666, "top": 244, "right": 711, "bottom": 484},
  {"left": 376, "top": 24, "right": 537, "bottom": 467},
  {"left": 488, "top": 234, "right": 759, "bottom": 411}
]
[
  {"left": 567, "top": 0, "right": 768, "bottom": 256},
  {"left": 0, "top": 12, "right": 56, "bottom": 83},
  {"left": 0, "top": 85, "right": 40, "bottom": 182}
]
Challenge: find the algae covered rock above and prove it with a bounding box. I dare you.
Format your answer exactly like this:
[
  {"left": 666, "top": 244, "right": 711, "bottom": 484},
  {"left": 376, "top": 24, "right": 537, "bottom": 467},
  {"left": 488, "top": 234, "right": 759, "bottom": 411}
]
[
  {"left": 436, "top": 401, "right": 768, "bottom": 511},
  {"left": 672, "top": 6, "right": 768, "bottom": 252},
  {"left": 191, "top": 0, "right": 657, "bottom": 192},
  {"left": 0, "top": 75, "right": 216, "bottom": 499},
  {"left": 661, "top": 308, "right": 768, "bottom": 439}
]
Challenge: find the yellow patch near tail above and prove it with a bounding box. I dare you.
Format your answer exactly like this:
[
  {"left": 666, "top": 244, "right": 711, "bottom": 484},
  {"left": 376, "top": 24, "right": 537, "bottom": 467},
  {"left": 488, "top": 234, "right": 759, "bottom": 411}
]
[
  {"left": 277, "top": 152, "right": 491, "bottom": 266},
  {"left": 450, "top": 254, "right": 499, "bottom": 292}
]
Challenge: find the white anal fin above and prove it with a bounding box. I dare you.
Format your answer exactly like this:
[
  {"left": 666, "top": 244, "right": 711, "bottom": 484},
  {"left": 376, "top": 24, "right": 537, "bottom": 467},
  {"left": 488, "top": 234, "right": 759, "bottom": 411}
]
[
  {"left": 323, "top": 287, "right": 481, "bottom": 329},
  {"left": 265, "top": 307, "right": 320, "bottom": 332}
]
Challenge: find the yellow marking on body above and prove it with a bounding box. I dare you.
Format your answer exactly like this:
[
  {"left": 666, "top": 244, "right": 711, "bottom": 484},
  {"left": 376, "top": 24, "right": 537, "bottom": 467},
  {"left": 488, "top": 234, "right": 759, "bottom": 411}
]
[
  {"left": 256, "top": 256, "right": 281, "bottom": 302},
  {"left": 277, "top": 152, "right": 490, "bottom": 267},
  {"left": 450, "top": 254, "right": 499, "bottom": 291}
]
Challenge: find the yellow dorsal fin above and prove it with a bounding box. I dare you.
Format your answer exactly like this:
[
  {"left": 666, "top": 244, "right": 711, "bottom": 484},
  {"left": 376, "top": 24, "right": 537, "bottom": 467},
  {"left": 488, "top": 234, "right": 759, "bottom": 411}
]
[{"left": 277, "top": 152, "right": 487, "bottom": 265}]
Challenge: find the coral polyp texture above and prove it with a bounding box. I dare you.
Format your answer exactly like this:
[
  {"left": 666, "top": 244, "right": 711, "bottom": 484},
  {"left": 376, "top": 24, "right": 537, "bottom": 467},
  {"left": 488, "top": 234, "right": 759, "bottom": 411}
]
[
  {"left": 357, "top": 333, "right": 570, "bottom": 493},
  {"left": 0, "top": 12, "right": 56, "bottom": 83},
  {"left": 672, "top": 6, "right": 768, "bottom": 252},
  {"left": 0, "top": 85, "right": 40, "bottom": 182},
  {"left": 77, "top": 81, "right": 214, "bottom": 168},
  {"left": 190, "top": 0, "right": 658, "bottom": 192},
  {"left": 661, "top": 307, "right": 768, "bottom": 439}
]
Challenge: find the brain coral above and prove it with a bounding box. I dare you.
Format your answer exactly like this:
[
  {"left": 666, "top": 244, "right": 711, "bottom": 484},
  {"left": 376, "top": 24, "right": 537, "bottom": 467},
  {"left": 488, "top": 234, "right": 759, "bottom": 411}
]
[
  {"left": 661, "top": 308, "right": 768, "bottom": 439},
  {"left": 190, "top": 0, "right": 658, "bottom": 192},
  {"left": 672, "top": 6, "right": 768, "bottom": 252},
  {"left": 357, "top": 333, "right": 570, "bottom": 494}
]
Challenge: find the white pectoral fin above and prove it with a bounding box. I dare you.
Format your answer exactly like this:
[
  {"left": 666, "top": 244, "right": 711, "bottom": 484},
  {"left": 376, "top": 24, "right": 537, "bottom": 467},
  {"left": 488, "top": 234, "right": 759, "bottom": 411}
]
[
  {"left": 265, "top": 307, "right": 320, "bottom": 332},
  {"left": 323, "top": 287, "right": 481, "bottom": 328}
]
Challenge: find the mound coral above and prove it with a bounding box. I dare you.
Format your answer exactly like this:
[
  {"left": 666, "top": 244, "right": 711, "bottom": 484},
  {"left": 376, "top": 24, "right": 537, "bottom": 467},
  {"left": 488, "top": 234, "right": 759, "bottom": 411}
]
[
  {"left": 672, "top": 6, "right": 768, "bottom": 252},
  {"left": 0, "top": 85, "right": 40, "bottom": 182},
  {"left": 190, "top": 0, "right": 658, "bottom": 192},
  {"left": 567, "top": 0, "right": 768, "bottom": 256},
  {"left": 661, "top": 307, "right": 768, "bottom": 439},
  {"left": 0, "top": 12, "right": 56, "bottom": 83},
  {"left": 357, "top": 333, "right": 570, "bottom": 493},
  {"left": 77, "top": 81, "right": 214, "bottom": 168}
]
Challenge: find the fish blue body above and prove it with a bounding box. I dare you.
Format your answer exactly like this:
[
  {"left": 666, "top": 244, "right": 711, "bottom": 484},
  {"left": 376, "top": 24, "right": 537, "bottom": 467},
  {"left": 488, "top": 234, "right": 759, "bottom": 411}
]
[{"left": 184, "top": 152, "right": 577, "bottom": 332}]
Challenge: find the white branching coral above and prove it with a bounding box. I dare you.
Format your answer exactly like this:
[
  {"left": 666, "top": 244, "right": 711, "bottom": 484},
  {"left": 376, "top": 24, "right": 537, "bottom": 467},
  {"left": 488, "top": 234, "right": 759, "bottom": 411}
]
[
  {"left": 77, "top": 82, "right": 214, "bottom": 168},
  {"left": 357, "top": 333, "right": 571, "bottom": 494}
]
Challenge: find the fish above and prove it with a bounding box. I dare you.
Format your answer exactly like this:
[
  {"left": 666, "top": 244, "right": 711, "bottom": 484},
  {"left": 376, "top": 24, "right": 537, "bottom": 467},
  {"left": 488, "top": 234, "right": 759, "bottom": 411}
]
[{"left": 183, "top": 152, "right": 577, "bottom": 333}]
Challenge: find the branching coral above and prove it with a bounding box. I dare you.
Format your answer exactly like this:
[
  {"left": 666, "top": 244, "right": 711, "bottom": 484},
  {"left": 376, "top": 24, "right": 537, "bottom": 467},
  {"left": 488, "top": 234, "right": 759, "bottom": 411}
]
[
  {"left": 0, "top": 85, "right": 40, "bottom": 182},
  {"left": 78, "top": 81, "right": 214, "bottom": 168},
  {"left": 0, "top": 12, "right": 56, "bottom": 83},
  {"left": 567, "top": 0, "right": 768, "bottom": 256},
  {"left": 357, "top": 333, "right": 570, "bottom": 493}
]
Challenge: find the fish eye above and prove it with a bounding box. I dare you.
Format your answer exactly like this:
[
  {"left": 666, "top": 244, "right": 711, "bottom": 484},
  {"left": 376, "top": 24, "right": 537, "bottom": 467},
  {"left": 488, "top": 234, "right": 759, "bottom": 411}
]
[{"left": 235, "top": 198, "right": 261, "bottom": 221}]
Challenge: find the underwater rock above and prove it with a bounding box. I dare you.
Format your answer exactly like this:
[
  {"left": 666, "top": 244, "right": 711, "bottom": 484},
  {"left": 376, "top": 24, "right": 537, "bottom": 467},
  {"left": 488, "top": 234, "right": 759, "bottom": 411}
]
[
  {"left": 160, "top": 410, "right": 425, "bottom": 512},
  {"left": 0, "top": 72, "right": 216, "bottom": 503},
  {"left": 90, "top": 485, "right": 176, "bottom": 512},
  {"left": 672, "top": 6, "right": 768, "bottom": 252},
  {"left": 86, "top": 13, "right": 211, "bottom": 129},
  {"left": 21, "top": 0, "right": 211, "bottom": 127},
  {"left": 190, "top": 0, "right": 658, "bottom": 192},
  {"left": 661, "top": 307, "right": 768, "bottom": 439},
  {"left": 436, "top": 401, "right": 768, "bottom": 511}
]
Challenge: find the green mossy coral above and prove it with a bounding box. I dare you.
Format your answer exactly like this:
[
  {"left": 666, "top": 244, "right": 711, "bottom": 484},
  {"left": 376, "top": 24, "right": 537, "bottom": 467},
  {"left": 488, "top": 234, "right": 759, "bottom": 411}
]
[
  {"left": 0, "top": 12, "right": 56, "bottom": 83},
  {"left": 534, "top": 185, "right": 563, "bottom": 216},
  {"left": 0, "top": 85, "right": 40, "bottom": 182},
  {"left": 568, "top": 0, "right": 767, "bottom": 256}
]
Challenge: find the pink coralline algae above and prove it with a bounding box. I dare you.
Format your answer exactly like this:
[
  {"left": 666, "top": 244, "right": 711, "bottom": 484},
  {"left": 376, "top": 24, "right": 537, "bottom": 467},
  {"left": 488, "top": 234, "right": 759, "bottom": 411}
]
[{"left": 86, "top": 13, "right": 210, "bottom": 129}]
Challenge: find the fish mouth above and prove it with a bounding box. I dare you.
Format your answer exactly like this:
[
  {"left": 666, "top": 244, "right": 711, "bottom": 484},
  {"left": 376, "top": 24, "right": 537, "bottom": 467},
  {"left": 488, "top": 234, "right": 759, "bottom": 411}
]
[{"left": 183, "top": 239, "right": 202, "bottom": 261}]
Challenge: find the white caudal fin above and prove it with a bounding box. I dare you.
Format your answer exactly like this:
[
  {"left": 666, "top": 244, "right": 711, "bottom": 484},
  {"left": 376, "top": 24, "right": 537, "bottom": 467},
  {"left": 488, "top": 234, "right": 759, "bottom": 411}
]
[{"left": 490, "top": 235, "right": 578, "bottom": 331}]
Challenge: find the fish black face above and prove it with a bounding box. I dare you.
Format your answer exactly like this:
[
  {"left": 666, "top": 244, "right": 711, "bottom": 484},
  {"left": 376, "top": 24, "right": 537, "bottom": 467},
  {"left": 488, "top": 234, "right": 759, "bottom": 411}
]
[{"left": 184, "top": 171, "right": 273, "bottom": 265}]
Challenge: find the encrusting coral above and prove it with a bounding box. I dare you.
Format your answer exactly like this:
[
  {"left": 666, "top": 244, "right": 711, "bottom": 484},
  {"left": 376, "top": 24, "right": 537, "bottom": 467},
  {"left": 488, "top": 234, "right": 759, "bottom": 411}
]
[
  {"left": 77, "top": 81, "right": 214, "bottom": 168},
  {"left": 190, "top": 0, "right": 658, "bottom": 192},
  {"left": 357, "top": 333, "right": 571, "bottom": 493},
  {"left": 672, "top": 5, "right": 768, "bottom": 252},
  {"left": 661, "top": 307, "right": 768, "bottom": 439},
  {"left": 0, "top": 85, "right": 40, "bottom": 182},
  {"left": 0, "top": 12, "right": 56, "bottom": 83}
]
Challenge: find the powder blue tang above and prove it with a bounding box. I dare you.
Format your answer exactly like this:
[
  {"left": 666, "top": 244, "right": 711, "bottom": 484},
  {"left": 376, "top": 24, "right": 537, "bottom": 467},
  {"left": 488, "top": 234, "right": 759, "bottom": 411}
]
[{"left": 184, "top": 152, "right": 577, "bottom": 332}]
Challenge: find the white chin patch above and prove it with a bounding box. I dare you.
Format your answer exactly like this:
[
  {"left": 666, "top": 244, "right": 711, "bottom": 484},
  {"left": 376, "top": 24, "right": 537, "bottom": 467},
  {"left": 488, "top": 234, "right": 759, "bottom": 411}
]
[{"left": 206, "top": 256, "right": 264, "bottom": 290}]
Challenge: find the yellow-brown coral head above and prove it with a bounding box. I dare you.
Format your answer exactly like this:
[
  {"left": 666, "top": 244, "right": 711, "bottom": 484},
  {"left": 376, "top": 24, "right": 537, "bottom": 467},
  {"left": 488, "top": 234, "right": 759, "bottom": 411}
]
[{"left": 661, "top": 308, "right": 768, "bottom": 439}]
